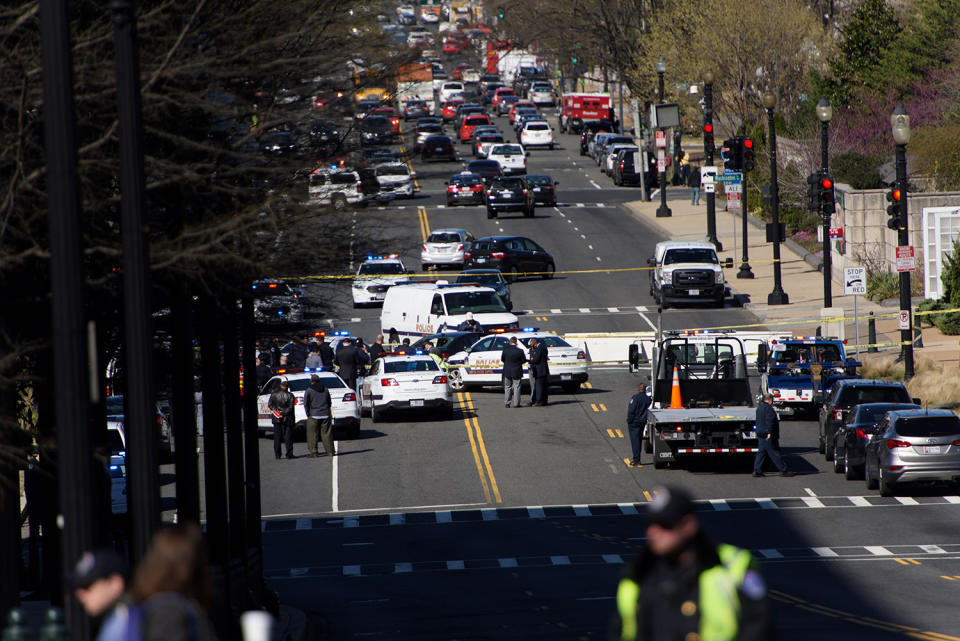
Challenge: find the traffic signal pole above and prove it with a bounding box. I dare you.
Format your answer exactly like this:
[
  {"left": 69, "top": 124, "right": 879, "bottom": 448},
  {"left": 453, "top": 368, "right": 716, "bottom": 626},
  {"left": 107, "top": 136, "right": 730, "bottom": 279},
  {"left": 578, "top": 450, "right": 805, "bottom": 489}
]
[
  {"left": 895, "top": 142, "right": 914, "bottom": 379},
  {"left": 703, "top": 76, "right": 721, "bottom": 250},
  {"left": 820, "top": 118, "right": 833, "bottom": 308}
]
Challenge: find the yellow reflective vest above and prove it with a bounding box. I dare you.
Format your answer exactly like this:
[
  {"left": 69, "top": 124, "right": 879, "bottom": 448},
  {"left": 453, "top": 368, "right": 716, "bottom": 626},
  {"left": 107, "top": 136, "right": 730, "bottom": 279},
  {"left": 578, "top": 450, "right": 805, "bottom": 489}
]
[{"left": 616, "top": 544, "right": 753, "bottom": 641}]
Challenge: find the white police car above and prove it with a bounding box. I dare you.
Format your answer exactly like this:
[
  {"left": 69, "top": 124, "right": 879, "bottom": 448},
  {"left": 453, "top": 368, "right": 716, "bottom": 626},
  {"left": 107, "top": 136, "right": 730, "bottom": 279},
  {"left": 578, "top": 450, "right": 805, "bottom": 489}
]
[
  {"left": 352, "top": 255, "right": 410, "bottom": 307},
  {"left": 446, "top": 329, "right": 588, "bottom": 394},
  {"left": 257, "top": 369, "right": 362, "bottom": 439},
  {"left": 359, "top": 354, "right": 452, "bottom": 422}
]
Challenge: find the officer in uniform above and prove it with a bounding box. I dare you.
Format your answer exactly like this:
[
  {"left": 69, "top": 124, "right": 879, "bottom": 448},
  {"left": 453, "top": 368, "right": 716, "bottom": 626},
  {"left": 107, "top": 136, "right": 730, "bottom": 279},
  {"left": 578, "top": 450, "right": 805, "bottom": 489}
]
[
  {"left": 626, "top": 383, "right": 651, "bottom": 467},
  {"left": 611, "top": 485, "right": 772, "bottom": 641}
]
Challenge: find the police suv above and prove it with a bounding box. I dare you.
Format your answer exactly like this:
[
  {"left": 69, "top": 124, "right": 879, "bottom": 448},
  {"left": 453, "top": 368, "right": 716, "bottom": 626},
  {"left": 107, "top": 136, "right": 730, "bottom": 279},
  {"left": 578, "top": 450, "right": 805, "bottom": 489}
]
[
  {"left": 446, "top": 329, "right": 588, "bottom": 394},
  {"left": 352, "top": 255, "right": 410, "bottom": 307}
]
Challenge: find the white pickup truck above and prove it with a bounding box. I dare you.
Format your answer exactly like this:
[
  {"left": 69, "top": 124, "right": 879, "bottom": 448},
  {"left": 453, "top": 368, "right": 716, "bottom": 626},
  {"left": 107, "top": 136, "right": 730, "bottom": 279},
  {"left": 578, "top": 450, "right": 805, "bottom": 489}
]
[{"left": 647, "top": 241, "right": 731, "bottom": 309}]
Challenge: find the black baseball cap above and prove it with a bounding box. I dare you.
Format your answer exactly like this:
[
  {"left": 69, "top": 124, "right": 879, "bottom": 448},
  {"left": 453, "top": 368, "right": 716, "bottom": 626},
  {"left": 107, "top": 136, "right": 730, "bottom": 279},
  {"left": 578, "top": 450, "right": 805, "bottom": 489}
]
[
  {"left": 646, "top": 485, "right": 695, "bottom": 528},
  {"left": 71, "top": 549, "right": 127, "bottom": 589}
]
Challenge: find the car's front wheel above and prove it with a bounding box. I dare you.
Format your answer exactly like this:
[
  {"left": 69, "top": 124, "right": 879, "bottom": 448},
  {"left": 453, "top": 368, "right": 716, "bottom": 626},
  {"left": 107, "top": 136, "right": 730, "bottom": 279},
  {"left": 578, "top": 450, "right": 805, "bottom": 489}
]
[
  {"left": 542, "top": 263, "right": 555, "bottom": 280},
  {"left": 448, "top": 367, "right": 465, "bottom": 391},
  {"left": 487, "top": 208, "right": 496, "bottom": 219}
]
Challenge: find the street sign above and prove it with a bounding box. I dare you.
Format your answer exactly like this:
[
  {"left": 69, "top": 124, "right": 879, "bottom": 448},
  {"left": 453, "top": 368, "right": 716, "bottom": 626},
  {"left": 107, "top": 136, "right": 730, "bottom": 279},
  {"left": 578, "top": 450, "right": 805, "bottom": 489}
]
[
  {"left": 829, "top": 227, "right": 843, "bottom": 238},
  {"left": 725, "top": 183, "right": 742, "bottom": 193},
  {"left": 898, "top": 310, "right": 910, "bottom": 330},
  {"left": 657, "top": 149, "right": 666, "bottom": 173},
  {"left": 714, "top": 172, "right": 743, "bottom": 184},
  {"left": 727, "top": 192, "right": 742, "bottom": 212},
  {"left": 896, "top": 246, "right": 916, "bottom": 272},
  {"left": 843, "top": 266, "right": 866, "bottom": 296},
  {"left": 655, "top": 130, "right": 666, "bottom": 148},
  {"left": 701, "top": 166, "right": 717, "bottom": 193}
]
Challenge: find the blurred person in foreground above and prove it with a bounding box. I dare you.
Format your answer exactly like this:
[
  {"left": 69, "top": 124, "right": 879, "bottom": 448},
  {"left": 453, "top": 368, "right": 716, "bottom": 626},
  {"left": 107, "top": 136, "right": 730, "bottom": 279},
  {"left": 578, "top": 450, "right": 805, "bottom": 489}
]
[
  {"left": 72, "top": 548, "right": 128, "bottom": 641},
  {"left": 130, "top": 523, "right": 219, "bottom": 641},
  {"left": 610, "top": 485, "right": 771, "bottom": 641}
]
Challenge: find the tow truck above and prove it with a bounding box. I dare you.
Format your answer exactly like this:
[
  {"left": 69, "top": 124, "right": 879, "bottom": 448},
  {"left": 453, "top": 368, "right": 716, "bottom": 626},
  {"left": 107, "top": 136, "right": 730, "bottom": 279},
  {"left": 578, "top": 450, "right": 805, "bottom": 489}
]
[
  {"left": 629, "top": 331, "right": 758, "bottom": 469},
  {"left": 756, "top": 337, "right": 861, "bottom": 417}
]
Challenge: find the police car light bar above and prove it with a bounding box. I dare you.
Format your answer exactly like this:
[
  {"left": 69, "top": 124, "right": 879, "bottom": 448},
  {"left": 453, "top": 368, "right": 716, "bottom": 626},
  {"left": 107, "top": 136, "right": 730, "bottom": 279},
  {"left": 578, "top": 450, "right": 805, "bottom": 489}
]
[
  {"left": 332, "top": 330, "right": 351, "bottom": 336},
  {"left": 366, "top": 254, "right": 400, "bottom": 260}
]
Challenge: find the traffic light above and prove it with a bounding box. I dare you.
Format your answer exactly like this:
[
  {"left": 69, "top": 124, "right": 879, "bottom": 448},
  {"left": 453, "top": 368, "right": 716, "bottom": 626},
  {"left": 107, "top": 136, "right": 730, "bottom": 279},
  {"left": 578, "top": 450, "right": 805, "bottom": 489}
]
[
  {"left": 497, "top": 5, "right": 505, "bottom": 19},
  {"left": 571, "top": 56, "right": 578, "bottom": 64},
  {"left": 703, "top": 123, "right": 714, "bottom": 156},
  {"left": 886, "top": 184, "right": 902, "bottom": 230},
  {"left": 722, "top": 137, "right": 742, "bottom": 171},
  {"left": 820, "top": 174, "right": 835, "bottom": 214},
  {"left": 806, "top": 172, "right": 821, "bottom": 212},
  {"left": 742, "top": 138, "right": 755, "bottom": 172}
]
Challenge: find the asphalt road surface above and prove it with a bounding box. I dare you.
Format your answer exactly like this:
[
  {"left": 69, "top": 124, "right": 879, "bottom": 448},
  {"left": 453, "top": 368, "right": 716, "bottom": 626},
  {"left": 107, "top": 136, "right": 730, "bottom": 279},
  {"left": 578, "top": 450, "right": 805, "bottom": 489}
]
[{"left": 249, "top": 100, "right": 960, "bottom": 640}]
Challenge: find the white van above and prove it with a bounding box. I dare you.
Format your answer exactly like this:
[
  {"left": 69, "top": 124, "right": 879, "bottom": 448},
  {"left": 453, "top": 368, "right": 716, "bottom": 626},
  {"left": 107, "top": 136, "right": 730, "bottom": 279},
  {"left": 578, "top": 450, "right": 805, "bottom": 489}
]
[{"left": 381, "top": 282, "right": 519, "bottom": 341}]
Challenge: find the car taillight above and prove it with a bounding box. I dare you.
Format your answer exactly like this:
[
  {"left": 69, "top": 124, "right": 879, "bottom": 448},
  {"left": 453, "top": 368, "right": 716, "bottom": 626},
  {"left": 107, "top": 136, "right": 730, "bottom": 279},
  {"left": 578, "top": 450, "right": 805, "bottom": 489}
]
[
  {"left": 491, "top": 252, "right": 505, "bottom": 259},
  {"left": 772, "top": 390, "right": 781, "bottom": 397},
  {"left": 447, "top": 185, "right": 456, "bottom": 192},
  {"left": 577, "top": 351, "right": 585, "bottom": 360},
  {"left": 523, "top": 189, "right": 528, "bottom": 195},
  {"left": 381, "top": 378, "right": 399, "bottom": 386},
  {"left": 471, "top": 184, "right": 482, "bottom": 191},
  {"left": 391, "top": 118, "right": 399, "bottom": 124},
  {"left": 342, "top": 393, "right": 356, "bottom": 402},
  {"left": 620, "top": 161, "right": 625, "bottom": 170},
  {"left": 293, "top": 397, "right": 300, "bottom": 405},
  {"left": 855, "top": 428, "right": 869, "bottom": 439},
  {"left": 952, "top": 439, "right": 960, "bottom": 446},
  {"left": 464, "top": 252, "right": 472, "bottom": 258},
  {"left": 886, "top": 439, "right": 911, "bottom": 449},
  {"left": 456, "top": 244, "right": 464, "bottom": 251},
  {"left": 357, "top": 183, "right": 362, "bottom": 193},
  {"left": 433, "top": 375, "right": 448, "bottom": 384},
  {"left": 422, "top": 244, "right": 428, "bottom": 252}
]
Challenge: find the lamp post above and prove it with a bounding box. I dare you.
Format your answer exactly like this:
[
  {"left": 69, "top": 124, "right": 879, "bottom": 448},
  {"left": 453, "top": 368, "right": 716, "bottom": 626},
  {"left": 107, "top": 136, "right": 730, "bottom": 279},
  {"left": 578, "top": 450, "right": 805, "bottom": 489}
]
[
  {"left": 891, "top": 102, "right": 914, "bottom": 379},
  {"left": 763, "top": 92, "right": 789, "bottom": 305},
  {"left": 703, "top": 70, "right": 721, "bottom": 250},
  {"left": 655, "top": 58, "right": 671, "bottom": 218},
  {"left": 817, "top": 97, "right": 833, "bottom": 307}
]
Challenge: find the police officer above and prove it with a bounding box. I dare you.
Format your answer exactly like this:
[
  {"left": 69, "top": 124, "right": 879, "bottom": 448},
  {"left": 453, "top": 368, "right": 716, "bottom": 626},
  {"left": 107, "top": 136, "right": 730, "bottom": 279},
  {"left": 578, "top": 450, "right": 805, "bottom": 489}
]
[
  {"left": 753, "top": 393, "right": 794, "bottom": 477},
  {"left": 268, "top": 380, "right": 296, "bottom": 459},
  {"left": 457, "top": 312, "right": 482, "bottom": 332},
  {"left": 627, "top": 383, "right": 651, "bottom": 467},
  {"left": 611, "top": 485, "right": 772, "bottom": 641},
  {"left": 334, "top": 337, "right": 365, "bottom": 392}
]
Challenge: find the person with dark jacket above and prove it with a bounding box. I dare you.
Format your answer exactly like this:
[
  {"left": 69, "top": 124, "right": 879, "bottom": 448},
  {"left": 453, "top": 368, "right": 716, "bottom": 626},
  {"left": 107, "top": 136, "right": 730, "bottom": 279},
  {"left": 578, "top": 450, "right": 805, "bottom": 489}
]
[
  {"left": 334, "top": 338, "right": 364, "bottom": 392},
  {"left": 369, "top": 334, "right": 387, "bottom": 360},
  {"left": 753, "top": 393, "right": 793, "bottom": 477},
  {"left": 269, "top": 337, "right": 282, "bottom": 371},
  {"left": 303, "top": 375, "right": 334, "bottom": 457},
  {"left": 393, "top": 338, "right": 412, "bottom": 355},
  {"left": 318, "top": 340, "right": 335, "bottom": 369},
  {"left": 688, "top": 164, "right": 702, "bottom": 206},
  {"left": 626, "top": 383, "right": 651, "bottom": 467},
  {"left": 287, "top": 336, "right": 310, "bottom": 369},
  {"left": 527, "top": 337, "right": 550, "bottom": 406},
  {"left": 500, "top": 336, "right": 527, "bottom": 408},
  {"left": 255, "top": 357, "right": 273, "bottom": 390},
  {"left": 611, "top": 485, "right": 772, "bottom": 641},
  {"left": 457, "top": 312, "right": 482, "bottom": 332},
  {"left": 268, "top": 380, "right": 296, "bottom": 459}
]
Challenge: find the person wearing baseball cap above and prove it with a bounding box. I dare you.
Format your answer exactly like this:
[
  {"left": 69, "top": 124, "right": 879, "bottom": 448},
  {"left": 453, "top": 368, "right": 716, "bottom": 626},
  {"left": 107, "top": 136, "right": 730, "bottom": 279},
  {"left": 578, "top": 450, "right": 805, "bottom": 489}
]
[
  {"left": 611, "top": 486, "right": 772, "bottom": 641},
  {"left": 73, "top": 548, "right": 129, "bottom": 639}
]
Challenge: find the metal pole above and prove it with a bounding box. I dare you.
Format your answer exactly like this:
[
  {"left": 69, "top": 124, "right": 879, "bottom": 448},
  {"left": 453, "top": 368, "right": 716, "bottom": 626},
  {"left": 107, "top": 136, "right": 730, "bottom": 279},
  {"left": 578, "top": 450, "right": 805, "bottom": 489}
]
[
  {"left": 657, "top": 71, "right": 664, "bottom": 104},
  {"left": 655, "top": 69, "right": 671, "bottom": 217},
  {"left": 618, "top": 77, "right": 624, "bottom": 134},
  {"left": 896, "top": 142, "right": 914, "bottom": 379},
  {"left": 241, "top": 296, "right": 266, "bottom": 598},
  {"left": 171, "top": 288, "right": 200, "bottom": 524},
  {"left": 39, "top": 1, "right": 92, "bottom": 637},
  {"left": 704, "top": 79, "right": 720, "bottom": 250},
  {"left": 111, "top": 0, "right": 159, "bottom": 562},
  {"left": 767, "top": 106, "right": 788, "bottom": 304},
  {"left": 221, "top": 304, "right": 248, "bottom": 603},
  {"left": 736, "top": 200, "right": 753, "bottom": 278},
  {"left": 821, "top": 119, "right": 832, "bottom": 307}
]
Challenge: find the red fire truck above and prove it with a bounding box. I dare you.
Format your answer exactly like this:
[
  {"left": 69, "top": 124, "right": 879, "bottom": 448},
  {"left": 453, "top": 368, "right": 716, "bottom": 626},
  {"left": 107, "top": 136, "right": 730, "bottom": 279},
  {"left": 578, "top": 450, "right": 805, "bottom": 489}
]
[{"left": 559, "top": 93, "right": 612, "bottom": 134}]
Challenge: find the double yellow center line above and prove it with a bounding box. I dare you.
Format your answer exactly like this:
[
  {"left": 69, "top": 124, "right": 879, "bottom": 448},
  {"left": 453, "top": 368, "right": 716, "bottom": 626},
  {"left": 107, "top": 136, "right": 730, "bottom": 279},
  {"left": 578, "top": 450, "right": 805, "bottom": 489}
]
[
  {"left": 456, "top": 392, "right": 502, "bottom": 504},
  {"left": 418, "top": 205, "right": 430, "bottom": 243}
]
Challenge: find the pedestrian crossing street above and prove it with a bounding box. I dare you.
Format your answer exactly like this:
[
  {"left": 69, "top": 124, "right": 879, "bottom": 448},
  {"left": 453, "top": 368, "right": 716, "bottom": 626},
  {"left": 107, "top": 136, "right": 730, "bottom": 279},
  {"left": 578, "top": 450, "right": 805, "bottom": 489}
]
[{"left": 263, "top": 494, "right": 960, "bottom": 532}]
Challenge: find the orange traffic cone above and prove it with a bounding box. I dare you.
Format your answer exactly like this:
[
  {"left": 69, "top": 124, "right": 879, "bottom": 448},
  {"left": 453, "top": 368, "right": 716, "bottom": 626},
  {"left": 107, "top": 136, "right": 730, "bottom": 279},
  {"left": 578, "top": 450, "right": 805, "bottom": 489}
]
[{"left": 669, "top": 366, "right": 683, "bottom": 409}]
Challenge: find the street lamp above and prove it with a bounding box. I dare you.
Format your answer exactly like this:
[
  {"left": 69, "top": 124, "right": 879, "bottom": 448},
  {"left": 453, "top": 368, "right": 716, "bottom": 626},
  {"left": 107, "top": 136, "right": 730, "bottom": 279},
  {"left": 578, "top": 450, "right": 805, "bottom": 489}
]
[
  {"left": 763, "top": 91, "right": 788, "bottom": 305},
  {"left": 655, "top": 58, "right": 671, "bottom": 218},
  {"left": 703, "top": 70, "right": 721, "bottom": 250},
  {"left": 891, "top": 101, "right": 914, "bottom": 379},
  {"left": 817, "top": 97, "right": 833, "bottom": 307}
]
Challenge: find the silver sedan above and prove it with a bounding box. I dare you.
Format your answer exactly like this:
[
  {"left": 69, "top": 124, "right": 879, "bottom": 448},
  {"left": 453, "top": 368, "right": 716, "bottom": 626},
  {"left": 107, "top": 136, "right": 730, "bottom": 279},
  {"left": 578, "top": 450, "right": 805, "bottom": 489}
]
[{"left": 865, "top": 408, "right": 960, "bottom": 496}]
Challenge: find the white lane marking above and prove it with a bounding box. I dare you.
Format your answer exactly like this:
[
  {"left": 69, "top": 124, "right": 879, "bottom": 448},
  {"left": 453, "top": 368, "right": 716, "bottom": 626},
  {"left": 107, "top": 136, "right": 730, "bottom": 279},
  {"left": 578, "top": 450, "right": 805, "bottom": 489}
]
[
  {"left": 290, "top": 568, "right": 308, "bottom": 576},
  {"left": 395, "top": 562, "right": 412, "bottom": 573},
  {"left": 921, "top": 545, "right": 947, "bottom": 554},
  {"left": 344, "top": 565, "right": 361, "bottom": 576},
  {"left": 758, "top": 549, "right": 784, "bottom": 559},
  {"left": 896, "top": 497, "right": 919, "bottom": 505},
  {"left": 573, "top": 505, "right": 591, "bottom": 516},
  {"left": 596, "top": 203, "right": 606, "bottom": 208},
  {"left": 602, "top": 554, "right": 624, "bottom": 564},
  {"left": 578, "top": 307, "right": 591, "bottom": 313},
  {"left": 528, "top": 506, "right": 546, "bottom": 518},
  {"left": 332, "top": 450, "right": 340, "bottom": 512},
  {"left": 802, "top": 497, "right": 825, "bottom": 508},
  {"left": 710, "top": 499, "right": 731, "bottom": 511},
  {"left": 350, "top": 317, "right": 361, "bottom": 323},
  {"left": 865, "top": 546, "right": 893, "bottom": 556},
  {"left": 813, "top": 547, "right": 838, "bottom": 557},
  {"left": 550, "top": 308, "right": 562, "bottom": 313},
  {"left": 756, "top": 498, "right": 777, "bottom": 510},
  {"left": 499, "top": 558, "right": 518, "bottom": 568},
  {"left": 551, "top": 556, "right": 571, "bottom": 565},
  {"left": 576, "top": 203, "right": 585, "bottom": 208},
  {"left": 389, "top": 513, "right": 405, "bottom": 525},
  {"left": 638, "top": 312, "right": 658, "bottom": 332},
  {"left": 618, "top": 503, "right": 638, "bottom": 515},
  {"left": 635, "top": 306, "right": 647, "bottom": 312},
  {"left": 437, "top": 511, "right": 453, "bottom": 523},
  {"left": 344, "top": 516, "right": 358, "bottom": 528},
  {"left": 804, "top": 488, "right": 817, "bottom": 497},
  {"left": 588, "top": 244, "right": 594, "bottom": 249},
  {"left": 596, "top": 257, "right": 602, "bottom": 262},
  {"left": 567, "top": 219, "right": 573, "bottom": 224},
  {"left": 946, "top": 496, "right": 960, "bottom": 503},
  {"left": 607, "top": 307, "right": 619, "bottom": 313},
  {"left": 558, "top": 211, "right": 566, "bottom": 217},
  {"left": 589, "top": 180, "right": 602, "bottom": 190},
  {"left": 481, "top": 508, "right": 499, "bottom": 521},
  {"left": 574, "top": 227, "right": 579, "bottom": 231},
  {"left": 296, "top": 518, "right": 311, "bottom": 530},
  {"left": 447, "top": 560, "right": 465, "bottom": 570},
  {"left": 580, "top": 234, "right": 586, "bottom": 239},
  {"left": 849, "top": 496, "right": 871, "bottom": 507}
]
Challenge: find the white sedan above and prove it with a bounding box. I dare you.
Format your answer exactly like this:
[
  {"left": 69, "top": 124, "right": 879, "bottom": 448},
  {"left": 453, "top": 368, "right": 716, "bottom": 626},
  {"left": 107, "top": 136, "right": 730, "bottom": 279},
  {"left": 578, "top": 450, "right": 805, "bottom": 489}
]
[
  {"left": 359, "top": 355, "right": 453, "bottom": 422},
  {"left": 446, "top": 330, "right": 589, "bottom": 394},
  {"left": 352, "top": 255, "right": 410, "bottom": 306},
  {"left": 257, "top": 371, "right": 362, "bottom": 439},
  {"left": 487, "top": 143, "right": 527, "bottom": 175},
  {"left": 519, "top": 121, "right": 555, "bottom": 150}
]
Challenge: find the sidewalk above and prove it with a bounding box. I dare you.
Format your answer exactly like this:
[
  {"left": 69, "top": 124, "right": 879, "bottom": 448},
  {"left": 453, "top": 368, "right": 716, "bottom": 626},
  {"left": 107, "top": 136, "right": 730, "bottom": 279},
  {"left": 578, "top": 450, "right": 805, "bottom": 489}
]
[{"left": 624, "top": 190, "right": 958, "bottom": 367}]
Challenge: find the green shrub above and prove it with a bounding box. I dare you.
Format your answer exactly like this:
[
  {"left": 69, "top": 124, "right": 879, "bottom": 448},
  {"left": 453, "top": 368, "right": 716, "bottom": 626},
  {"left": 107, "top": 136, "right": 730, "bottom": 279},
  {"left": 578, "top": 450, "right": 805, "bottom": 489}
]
[
  {"left": 933, "top": 312, "right": 960, "bottom": 335},
  {"left": 916, "top": 298, "right": 948, "bottom": 327},
  {"left": 867, "top": 272, "right": 899, "bottom": 301},
  {"left": 832, "top": 152, "right": 886, "bottom": 189}
]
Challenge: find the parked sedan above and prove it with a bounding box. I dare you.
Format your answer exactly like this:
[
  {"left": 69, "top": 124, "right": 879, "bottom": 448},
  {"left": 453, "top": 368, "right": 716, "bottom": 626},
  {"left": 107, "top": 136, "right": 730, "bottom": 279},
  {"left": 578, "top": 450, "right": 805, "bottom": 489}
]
[
  {"left": 833, "top": 402, "right": 920, "bottom": 480},
  {"left": 421, "top": 228, "right": 475, "bottom": 270},
  {"left": 865, "top": 408, "right": 960, "bottom": 496},
  {"left": 421, "top": 135, "right": 457, "bottom": 162},
  {"left": 455, "top": 269, "right": 512, "bottom": 310},
  {"left": 359, "top": 355, "right": 452, "bottom": 422},
  {"left": 524, "top": 174, "right": 558, "bottom": 206},
  {"left": 464, "top": 235, "right": 555, "bottom": 282}
]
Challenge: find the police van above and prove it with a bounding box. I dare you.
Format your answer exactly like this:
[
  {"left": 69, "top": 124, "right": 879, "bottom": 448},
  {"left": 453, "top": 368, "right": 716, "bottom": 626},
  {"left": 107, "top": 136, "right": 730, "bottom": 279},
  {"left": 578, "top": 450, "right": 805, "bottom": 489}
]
[{"left": 380, "top": 281, "right": 519, "bottom": 342}]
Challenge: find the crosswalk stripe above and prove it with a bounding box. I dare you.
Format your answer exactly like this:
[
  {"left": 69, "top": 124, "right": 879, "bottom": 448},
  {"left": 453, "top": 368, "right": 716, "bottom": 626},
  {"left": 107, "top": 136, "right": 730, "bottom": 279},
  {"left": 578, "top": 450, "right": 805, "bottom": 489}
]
[
  {"left": 759, "top": 549, "right": 784, "bottom": 559},
  {"left": 344, "top": 565, "right": 361, "bottom": 576},
  {"left": 603, "top": 554, "right": 624, "bottom": 564},
  {"left": 946, "top": 496, "right": 960, "bottom": 503},
  {"left": 865, "top": 546, "right": 893, "bottom": 556},
  {"left": 813, "top": 547, "right": 838, "bottom": 557},
  {"left": 481, "top": 508, "right": 499, "bottom": 521},
  {"left": 756, "top": 498, "right": 777, "bottom": 510},
  {"left": 528, "top": 507, "right": 546, "bottom": 518},
  {"left": 551, "top": 556, "right": 571, "bottom": 566},
  {"left": 296, "top": 518, "right": 311, "bottom": 530},
  {"left": 447, "top": 560, "right": 465, "bottom": 570},
  {"left": 436, "top": 511, "right": 452, "bottom": 523},
  {"left": 390, "top": 513, "right": 405, "bottom": 525},
  {"left": 395, "top": 562, "right": 412, "bottom": 573},
  {"left": 710, "top": 499, "right": 731, "bottom": 511},
  {"left": 573, "top": 505, "right": 592, "bottom": 516},
  {"left": 802, "top": 497, "right": 825, "bottom": 508},
  {"left": 921, "top": 545, "right": 947, "bottom": 554},
  {"left": 618, "top": 503, "right": 638, "bottom": 515},
  {"left": 849, "top": 497, "right": 871, "bottom": 507},
  {"left": 498, "top": 558, "right": 518, "bottom": 568},
  {"left": 607, "top": 307, "right": 619, "bottom": 312},
  {"left": 896, "top": 497, "right": 919, "bottom": 505}
]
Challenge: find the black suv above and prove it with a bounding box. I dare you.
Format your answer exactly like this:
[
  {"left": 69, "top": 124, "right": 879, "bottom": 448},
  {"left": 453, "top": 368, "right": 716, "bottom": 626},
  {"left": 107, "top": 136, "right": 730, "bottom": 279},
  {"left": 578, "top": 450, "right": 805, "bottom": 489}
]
[
  {"left": 485, "top": 176, "right": 535, "bottom": 219},
  {"left": 464, "top": 236, "right": 555, "bottom": 282},
  {"left": 612, "top": 149, "right": 642, "bottom": 186},
  {"left": 421, "top": 135, "right": 457, "bottom": 162},
  {"left": 818, "top": 379, "right": 916, "bottom": 461}
]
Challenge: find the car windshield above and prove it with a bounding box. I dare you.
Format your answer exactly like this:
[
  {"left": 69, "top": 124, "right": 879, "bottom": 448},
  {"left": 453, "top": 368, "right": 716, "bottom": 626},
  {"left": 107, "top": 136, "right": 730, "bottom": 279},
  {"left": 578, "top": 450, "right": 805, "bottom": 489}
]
[
  {"left": 285, "top": 377, "right": 346, "bottom": 392},
  {"left": 361, "top": 118, "right": 391, "bottom": 133},
  {"left": 467, "top": 162, "right": 499, "bottom": 172},
  {"left": 418, "top": 124, "right": 441, "bottom": 133},
  {"left": 470, "top": 240, "right": 500, "bottom": 251},
  {"left": 451, "top": 174, "right": 482, "bottom": 185},
  {"left": 456, "top": 273, "right": 502, "bottom": 286},
  {"left": 376, "top": 165, "right": 409, "bottom": 176},
  {"left": 854, "top": 404, "right": 917, "bottom": 424},
  {"left": 895, "top": 415, "right": 960, "bottom": 437},
  {"left": 840, "top": 387, "right": 910, "bottom": 405},
  {"left": 427, "top": 232, "right": 462, "bottom": 243},
  {"left": 491, "top": 178, "right": 524, "bottom": 190},
  {"left": 525, "top": 176, "right": 552, "bottom": 186},
  {"left": 407, "top": 101, "right": 426, "bottom": 108},
  {"left": 330, "top": 173, "right": 358, "bottom": 185},
  {"left": 519, "top": 336, "right": 570, "bottom": 348},
  {"left": 526, "top": 123, "right": 549, "bottom": 131},
  {"left": 465, "top": 117, "right": 489, "bottom": 125},
  {"left": 663, "top": 249, "right": 719, "bottom": 265},
  {"left": 426, "top": 136, "right": 451, "bottom": 144},
  {"left": 492, "top": 145, "right": 523, "bottom": 156},
  {"left": 358, "top": 263, "right": 404, "bottom": 275},
  {"left": 384, "top": 359, "right": 440, "bottom": 373},
  {"left": 444, "top": 291, "right": 508, "bottom": 314}
]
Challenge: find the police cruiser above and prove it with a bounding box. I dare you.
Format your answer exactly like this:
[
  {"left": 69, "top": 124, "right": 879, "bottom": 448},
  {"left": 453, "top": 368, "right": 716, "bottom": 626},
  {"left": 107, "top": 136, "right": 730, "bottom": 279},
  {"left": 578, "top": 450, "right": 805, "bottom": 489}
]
[{"left": 352, "top": 255, "right": 410, "bottom": 307}]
